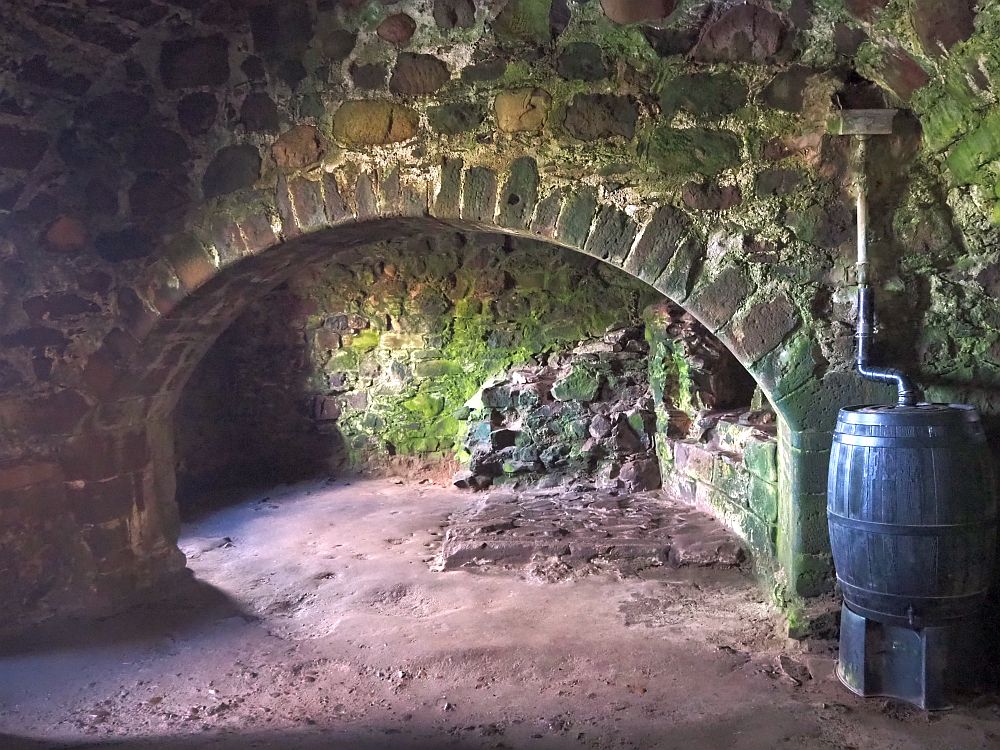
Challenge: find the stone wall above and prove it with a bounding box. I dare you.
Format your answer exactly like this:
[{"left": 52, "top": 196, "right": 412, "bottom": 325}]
[
  {"left": 456, "top": 325, "right": 661, "bottom": 492},
  {"left": 665, "top": 417, "right": 779, "bottom": 559},
  {"left": 3, "top": 0, "right": 1000, "bottom": 626},
  {"left": 644, "top": 300, "right": 779, "bottom": 560},
  {"left": 174, "top": 284, "right": 335, "bottom": 503},
  {"left": 176, "top": 231, "right": 660, "bottom": 502}
]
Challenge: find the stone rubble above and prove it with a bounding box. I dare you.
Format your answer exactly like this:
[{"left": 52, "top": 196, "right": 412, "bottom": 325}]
[{"left": 454, "top": 325, "right": 662, "bottom": 493}]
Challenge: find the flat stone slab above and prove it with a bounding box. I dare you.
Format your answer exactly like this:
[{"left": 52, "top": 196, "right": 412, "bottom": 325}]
[{"left": 434, "top": 488, "right": 745, "bottom": 580}]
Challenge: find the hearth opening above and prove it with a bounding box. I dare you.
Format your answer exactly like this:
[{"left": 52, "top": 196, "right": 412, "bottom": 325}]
[{"left": 174, "top": 230, "right": 777, "bottom": 558}]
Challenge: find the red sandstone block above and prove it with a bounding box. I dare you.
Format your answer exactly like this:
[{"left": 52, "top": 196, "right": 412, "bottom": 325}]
[
  {"left": 0, "top": 480, "right": 68, "bottom": 519},
  {"left": 67, "top": 475, "right": 139, "bottom": 525},
  {"left": 166, "top": 235, "right": 216, "bottom": 292},
  {"left": 600, "top": 0, "right": 675, "bottom": 25},
  {"left": 278, "top": 177, "right": 327, "bottom": 237},
  {"left": 211, "top": 218, "right": 247, "bottom": 264},
  {"left": 313, "top": 395, "right": 342, "bottom": 421},
  {"left": 0, "top": 389, "right": 91, "bottom": 437},
  {"left": 0, "top": 460, "right": 63, "bottom": 492},
  {"left": 81, "top": 343, "right": 128, "bottom": 398},
  {"left": 673, "top": 441, "right": 716, "bottom": 483},
  {"left": 272, "top": 124, "right": 325, "bottom": 171},
  {"left": 80, "top": 522, "right": 133, "bottom": 562},
  {"left": 239, "top": 213, "right": 280, "bottom": 255},
  {"left": 60, "top": 431, "right": 150, "bottom": 482},
  {"left": 44, "top": 215, "right": 88, "bottom": 252}
]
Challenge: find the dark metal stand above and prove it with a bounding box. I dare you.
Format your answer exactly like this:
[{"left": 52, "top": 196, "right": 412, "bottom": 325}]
[{"left": 837, "top": 603, "right": 981, "bottom": 710}]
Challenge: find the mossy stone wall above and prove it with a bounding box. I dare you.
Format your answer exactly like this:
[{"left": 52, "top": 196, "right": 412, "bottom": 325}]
[
  {"left": 644, "top": 300, "right": 779, "bottom": 564},
  {"left": 176, "top": 232, "right": 659, "bottom": 496}
]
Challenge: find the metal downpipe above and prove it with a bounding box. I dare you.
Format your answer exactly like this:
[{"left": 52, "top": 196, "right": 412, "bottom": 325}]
[{"left": 853, "top": 136, "right": 919, "bottom": 407}]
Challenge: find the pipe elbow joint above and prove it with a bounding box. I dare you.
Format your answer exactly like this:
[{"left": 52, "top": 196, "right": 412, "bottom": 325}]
[{"left": 856, "top": 361, "right": 920, "bottom": 407}]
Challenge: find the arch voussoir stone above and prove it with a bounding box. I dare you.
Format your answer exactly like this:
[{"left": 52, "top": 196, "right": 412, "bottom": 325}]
[
  {"left": 164, "top": 234, "right": 217, "bottom": 294},
  {"left": 354, "top": 172, "right": 379, "bottom": 220},
  {"left": 529, "top": 188, "right": 564, "bottom": 239},
  {"left": 622, "top": 205, "right": 696, "bottom": 291},
  {"left": 497, "top": 157, "right": 539, "bottom": 230},
  {"left": 683, "top": 265, "right": 755, "bottom": 333},
  {"left": 207, "top": 201, "right": 281, "bottom": 266},
  {"left": 554, "top": 185, "right": 598, "bottom": 249},
  {"left": 461, "top": 166, "right": 499, "bottom": 224},
  {"left": 583, "top": 204, "right": 638, "bottom": 266},
  {"left": 432, "top": 157, "right": 464, "bottom": 219},
  {"left": 650, "top": 241, "right": 701, "bottom": 304},
  {"left": 378, "top": 168, "right": 404, "bottom": 216},
  {"left": 721, "top": 290, "right": 802, "bottom": 368},
  {"left": 322, "top": 172, "right": 353, "bottom": 224},
  {"left": 378, "top": 168, "right": 433, "bottom": 218},
  {"left": 276, "top": 175, "right": 327, "bottom": 238}
]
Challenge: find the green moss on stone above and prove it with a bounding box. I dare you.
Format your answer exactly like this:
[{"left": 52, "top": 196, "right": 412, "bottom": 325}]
[
  {"left": 748, "top": 476, "right": 779, "bottom": 524},
  {"left": 744, "top": 439, "right": 778, "bottom": 483},
  {"left": 659, "top": 72, "right": 749, "bottom": 118},
  {"left": 946, "top": 109, "right": 1000, "bottom": 185},
  {"left": 327, "top": 349, "right": 359, "bottom": 370},
  {"left": 551, "top": 365, "right": 602, "bottom": 401},
  {"left": 350, "top": 328, "right": 380, "bottom": 352},
  {"left": 646, "top": 126, "right": 742, "bottom": 177},
  {"left": 493, "top": 0, "right": 552, "bottom": 47},
  {"left": 403, "top": 391, "right": 445, "bottom": 419},
  {"left": 413, "top": 359, "right": 463, "bottom": 378}
]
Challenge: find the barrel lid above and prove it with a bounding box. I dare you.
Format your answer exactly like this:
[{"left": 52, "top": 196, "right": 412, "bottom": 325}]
[{"left": 837, "top": 402, "right": 982, "bottom": 427}]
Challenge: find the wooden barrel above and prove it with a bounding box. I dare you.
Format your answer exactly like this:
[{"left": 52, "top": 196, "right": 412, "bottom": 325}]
[{"left": 827, "top": 404, "right": 998, "bottom": 627}]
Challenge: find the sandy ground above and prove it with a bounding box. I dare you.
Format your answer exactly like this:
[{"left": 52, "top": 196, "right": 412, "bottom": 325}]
[{"left": 1, "top": 478, "right": 999, "bottom": 749}]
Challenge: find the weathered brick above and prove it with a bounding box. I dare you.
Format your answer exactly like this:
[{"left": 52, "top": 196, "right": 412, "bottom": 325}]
[
  {"left": 434, "top": 158, "right": 463, "bottom": 218},
  {"left": 497, "top": 157, "right": 539, "bottom": 230},
  {"left": 462, "top": 167, "right": 498, "bottom": 224}
]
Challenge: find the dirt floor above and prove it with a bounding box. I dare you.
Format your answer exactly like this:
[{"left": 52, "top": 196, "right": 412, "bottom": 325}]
[{"left": 1, "top": 478, "right": 999, "bottom": 749}]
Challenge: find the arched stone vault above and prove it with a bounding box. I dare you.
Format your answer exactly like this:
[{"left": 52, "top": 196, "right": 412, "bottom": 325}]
[
  {"left": 53, "top": 169, "right": 864, "bottom": 626},
  {"left": 2, "top": 0, "right": 1000, "bottom": 629},
  {"left": 126, "top": 154, "right": 895, "bottom": 598}
]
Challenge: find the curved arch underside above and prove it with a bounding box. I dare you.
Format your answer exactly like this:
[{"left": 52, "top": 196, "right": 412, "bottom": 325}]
[{"left": 122, "top": 209, "right": 792, "bottom": 417}]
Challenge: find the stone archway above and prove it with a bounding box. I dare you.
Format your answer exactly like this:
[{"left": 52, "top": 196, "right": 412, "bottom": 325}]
[
  {"left": 130, "top": 159, "right": 817, "bottom": 410},
  {"left": 29, "top": 170, "right": 836, "bottom": 631},
  {"left": 142, "top": 156, "right": 881, "bottom": 602}
]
